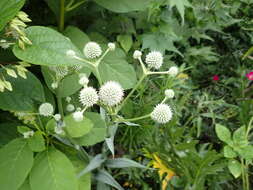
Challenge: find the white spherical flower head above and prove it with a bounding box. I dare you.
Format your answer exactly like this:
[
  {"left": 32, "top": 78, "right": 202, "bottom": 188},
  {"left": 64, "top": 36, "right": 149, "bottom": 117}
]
[
  {"left": 66, "top": 104, "right": 75, "bottom": 112},
  {"left": 108, "top": 43, "right": 116, "bottom": 51},
  {"left": 66, "top": 50, "right": 76, "bottom": 57},
  {"left": 165, "top": 89, "right": 175, "bottom": 99},
  {"left": 133, "top": 50, "right": 142, "bottom": 59},
  {"left": 79, "top": 75, "right": 89, "bottom": 86},
  {"left": 99, "top": 81, "right": 124, "bottom": 106},
  {"left": 83, "top": 42, "right": 102, "bottom": 59},
  {"left": 54, "top": 126, "right": 65, "bottom": 135},
  {"left": 54, "top": 114, "right": 61, "bottom": 121},
  {"left": 151, "top": 103, "right": 173, "bottom": 124},
  {"left": 73, "top": 111, "right": 83, "bottom": 122},
  {"left": 145, "top": 51, "right": 163, "bottom": 70},
  {"left": 39, "top": 103, "right": 54, "bottom": 116},
  {"left": 23, "top": 130, "right": 34, "bottom": 139},
  {"left": 168, "top": 66, "right": 179, "bottom": 77},
  {"left": 79, "top": 87, "right": 98, "bottom": 107},
  {"left": 51, "top": 82, "right": 58, "bottom": 89},
  {"left": 66, "top": 96, "right": 72, "bottom": 103}
]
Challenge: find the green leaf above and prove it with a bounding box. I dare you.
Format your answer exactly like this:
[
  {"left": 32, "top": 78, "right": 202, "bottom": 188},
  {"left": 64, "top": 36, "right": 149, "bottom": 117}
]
[
  {"left": 224, "top": 146, "right": 237, "bottom": 158},
  {"left": 64, "top": 114, "right": 93, "bottom": 138},
  {"left": 73, "top": 112, "right": 106, "bottom": 146},
  {"left": 233, "top": 126, "right": 248, "bottom": 147},
  {"left": 18, "top": 179, "right": 31, "bottom": 190},
  {"left": 236, "top": 145, "right": 253, "bottom": 160},
  {"left": 228, "top": 160, "right": 241, "bottom": 178},
  {"left": 28, "top": 132, "right": 46, "bottom": 152},
  {"left": 117, "top": 34, "right": 133, "bottom": 53},
  {"left": 215, "top": 124, "right": 232, "bottom": 144},
  {"left": 30, "top": 148, "right": 78, "bottom": 190},
  {"left": 105, "top": 158, "right": 146, "bottom": 169},
  {"left": 0, "top": 69, "right": 45, "bottom": 111},
  {"left": 142, "top": 33, "right": 182, "bottom": 56},
  {"left": 169, "top": 0, "right": 192, "bottom": 24},
  {"left": 0, "top": 138, "right": 33, "bottom": 190},
  {"left": 13, "top": 26, "right": 88, "bottom": 68},
  {"left": 63, "top": 26, "right": 90, "bottom": 51},
  {"left": 0, "top": 123, "right": 19, "bottom": 147},
  {"left": 93, "top": 0, "right": 152, "bottom": 13},
  {"left": 98, "top": 48, "right": 137, "bottom": 89},
  {"left": 0, "top": 0, "right": 25, "bottom": 31},
  {"left": 95, "top": 170, "right": 124, "bottom": 190}
]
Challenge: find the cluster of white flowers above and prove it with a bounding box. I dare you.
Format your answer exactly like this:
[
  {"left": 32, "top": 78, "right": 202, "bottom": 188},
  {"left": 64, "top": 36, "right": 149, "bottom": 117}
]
[
  {"left": 145, "top": 51, "right": 164, "bottom": 70},
  {"left": 83, "top": 42, "right": 102, "bottom": 59},
  {"left": 39, "top": 103, "right": 54, "bottom": 116},
  {"left": 151, "top": 104, "right": 173, "bottom": 124},
  {"left": 99, "top": 81, "right": 124, "bottom": 106}
]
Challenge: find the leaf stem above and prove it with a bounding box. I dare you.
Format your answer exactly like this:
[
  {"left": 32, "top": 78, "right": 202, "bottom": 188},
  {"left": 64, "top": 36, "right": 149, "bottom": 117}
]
[{"left": 59, "top": 0, "right": 65, "bottom": 32}]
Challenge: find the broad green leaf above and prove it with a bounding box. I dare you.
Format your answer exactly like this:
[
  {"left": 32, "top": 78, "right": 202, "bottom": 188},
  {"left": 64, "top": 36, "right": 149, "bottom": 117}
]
[
  {"left": 117, "top": 34, "right": 133, "bottom": 53},
  {"left": 243, "top": 46, "right": 253, "bottom": 60},
  {"left": 105, "top": 158, "right": 146, "bottom": 169},
  {"left": 17, "top": 126, "right": 31, "bottom": 134},
  {"left": 169, "top": 0, "right": 192, "bottom": 24},
  {"left": 93, "top": 0, "right": 152, "bottom": 13},
  {"left": 0, "top": 0, "right": 25, "bottom": 31},
  {"left": 0, "top": 123, "right": 19, "bottom": 147},
  {"left": 30, "top": 148, "right": 78, "bottom": 190},
  {"left": 13, "top": 26, "right": 88, "bottom": 68},
  {"left": 41, "top": 66, "right": 89, "bottom": 98},
  {"left": 63, "top": 26, "right": 90, "bottom": 51},
  {"left": 28, "top": 132, "right": 46, "bottom": 152},
  {"left": 142, "top": 33, "right": 182, "bottom": 56},
  {"left": 228, "top": 160, "right": 241, "bottom": 178},
  {"left": 0, "top": 138, "right": 33, "bottom": 190},
  {"left": 64, "top": 114, "right": 93, "bottom": 138},
  {"left": 19, "top": 179, "right": 31, "bottom": 190},
  {"left": 95, "top": 170, "right": 124, "bottom": 190},
  {"left": 236, "top": 145, "right": 253, "bottom": 160},
  {"left": 215, "top": 124, "right": 232, "bottom": 144},
  {"left": 224, "top": 146, "right": 237, "bottom": 158},
  {"left": 73, "top": 112, "right": 106, "bottom": 146},
  {"left": 98, "top": 48, "right": 137, "bottom": 89},
  {"left": 233, "top": 126, "right": 248, "bottom": 147},
  {"left": 0, "top": 70, "right": 45, "bottom": 111}
]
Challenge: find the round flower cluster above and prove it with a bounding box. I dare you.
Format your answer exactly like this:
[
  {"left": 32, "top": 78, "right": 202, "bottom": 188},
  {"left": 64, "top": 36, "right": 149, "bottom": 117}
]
[
  {"left": 79, "top": 87, "right": 98, "bottom": 107},
  {"left": 23, "top": 130, "right": 34, "bottom": 139},
  {"left": 165, "top": 89, "right": 175, "bottom": 99},
  {"left": 99, "top": 81, "right": 124, "bottom": 106},
  {"left": 168, "top": 66, "right": 179, "bottom": 77},
  {"left": 50, "top": 66, "right": 68, "bottom": 78},
  {"left": 151, "top": 103, "right": 173, "bottom": 124},
  {"left": 66, "top": 104, "right": 75, "bottom": 112},
  {"left": 79, "top": 74, "right": 89, "bottom": 86},
  {"left": 83, "top": 42, "right": 102, "bottom": 59},
  {"left": 108, "top": 43, "right": 116, "bottom": 51},
  {"left": 39, "top": 103, "right": 54, "bottom": 116},
  {"left": 73, "top": 111, "right": 83, "bottom": 122},
  {"left": 133, "top": 50, "right": 142, "bottom": 59},
  {"left": 145, "top": 51, "right": 163, "bottom": 70}
]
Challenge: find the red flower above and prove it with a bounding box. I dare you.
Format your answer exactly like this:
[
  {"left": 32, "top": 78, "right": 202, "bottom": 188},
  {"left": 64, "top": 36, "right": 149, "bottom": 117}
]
[
  {"left": 246, "top": 72, "right": 253, "bottom": 81},
  {"left": 213, "top": 75, "right": 219, "bottom": 81}
]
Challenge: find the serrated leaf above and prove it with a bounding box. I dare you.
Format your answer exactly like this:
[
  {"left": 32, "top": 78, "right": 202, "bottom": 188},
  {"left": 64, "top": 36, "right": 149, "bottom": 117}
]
[
  {"left": 215, "top": 124, "right": 232, "bottom": 144},
  {"left": 13, "top": 26, "right": 88, "bottom": 68},
  {"left": 228, "top": 160, "right": 241, "bottom": 178},
  {"left": 0, "top": 138, "right": 33, "bottom": 190},
  {"left": 64, "top": 114, "right": 93, "bottom": 138},
  {"left": 30, "top": 148, "right": 78, "bottom": 190},
  {"left": 169, "top": 0, "right": 192, "bottom": 24}
]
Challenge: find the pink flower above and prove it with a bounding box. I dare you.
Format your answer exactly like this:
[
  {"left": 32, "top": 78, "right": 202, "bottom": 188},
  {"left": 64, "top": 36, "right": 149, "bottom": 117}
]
[
  {"left": 213, "top": 75, "right": 219, "bottom": 81},
  {"left": 246, "top": 72, "right": 253, "bottom": 80}
]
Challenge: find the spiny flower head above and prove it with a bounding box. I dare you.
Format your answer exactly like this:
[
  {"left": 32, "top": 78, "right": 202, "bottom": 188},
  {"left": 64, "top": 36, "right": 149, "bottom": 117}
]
[
  {"left": 79, "top": 87, "right": 98, "bottom": 107},
  {"left": 99, "top": 81, "right": 124, "bottom": 106},
  {"left": 151, "top": 103, "right": 173, "bottom": 124},
  {"left": 79, "top": 74, "right": 89, "bottom": 86},
  {"left": 50, "top": 66, "right": 68, "bottom": 77},
  {"left": 73, "top": 111, "right": 83, "bottom": 122},
  {"left": 168, "top": 66, "right": 179, "bottom": 77},
  {"left": 39, "top": 103, "right": 54, "bottom": 116},
  {"left": 165, "top": 89, "right": 175, "bottom": 99},
  {"left": 53, "top": 114, "right": 61, "bottom": 121},
  {"left": 66, "top": 104, "right": 75, "bottom": 112},
  {"left": 83, "top": 42, "right": 102, "bottom": 59},
  {"left": 108, "top": 43, "right": 116, "bottom": 51},
  {"left": 133, "top": 50, "right": 142, "bottom": 59},
  {"left": 23, "top": 130, "right": 34, "bottom": 139},
  {"left": 145, "top": 51, "right": 163, "bottom": 70}
]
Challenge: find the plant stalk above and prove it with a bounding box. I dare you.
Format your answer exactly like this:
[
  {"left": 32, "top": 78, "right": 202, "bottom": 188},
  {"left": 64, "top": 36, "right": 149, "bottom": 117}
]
[{"left": 59, "top": 0, "right": 65, "bottom": 32}]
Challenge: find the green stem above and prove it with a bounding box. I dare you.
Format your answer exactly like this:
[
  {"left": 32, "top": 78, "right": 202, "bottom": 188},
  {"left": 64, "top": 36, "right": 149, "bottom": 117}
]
[
  {"left": 94, "top": 66, "right": 102, "bottom": 86},
  {"left": 57, "top": 92, "right": 64, "bottom": 118},
  {"left": 246, "top": 116, "right": 253, "bottom": 137},
  {"left": 59, "top": 0, "right": 65, "bottom": 32},
  {"left": 116, "top": 114, "right": 150, "bottom": 123},
  {"left": 116, "top": 74, "right": 146, "bottom": 113}
]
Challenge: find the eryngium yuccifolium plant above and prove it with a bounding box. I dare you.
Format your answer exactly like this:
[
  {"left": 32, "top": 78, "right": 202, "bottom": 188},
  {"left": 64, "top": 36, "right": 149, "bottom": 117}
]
[
  {"left": 79, "top": 87, "right": 98, "bottom": 107},
  {"left": 99, "top": 81, "right": 124, "bottom": 106},
  {"left": 39, "top": 103, "right": 54, "bottom": 116},
  {"left": 145, "top": 51, "right": 163, "bottom": 70},
  {"left": 151, "top": 104, "right": 173, "bottom": 124},
  {"left": 83, "top": 42, "right": 102, "bottom": 59}
]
